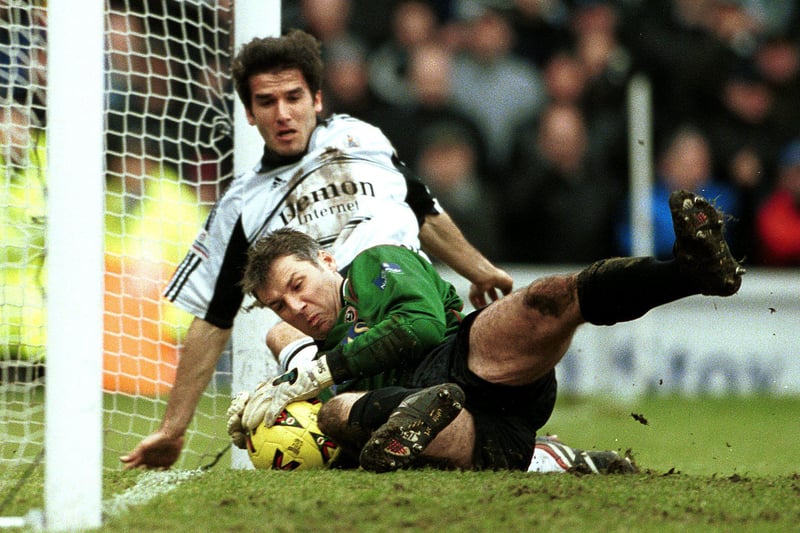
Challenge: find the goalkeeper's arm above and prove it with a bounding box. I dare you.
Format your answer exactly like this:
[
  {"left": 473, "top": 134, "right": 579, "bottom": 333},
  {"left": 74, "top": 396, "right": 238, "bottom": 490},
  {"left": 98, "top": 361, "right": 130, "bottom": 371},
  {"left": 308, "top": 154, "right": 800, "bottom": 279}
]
[{"left": 229, "top": 322, "right": 422, "bottom": 440}]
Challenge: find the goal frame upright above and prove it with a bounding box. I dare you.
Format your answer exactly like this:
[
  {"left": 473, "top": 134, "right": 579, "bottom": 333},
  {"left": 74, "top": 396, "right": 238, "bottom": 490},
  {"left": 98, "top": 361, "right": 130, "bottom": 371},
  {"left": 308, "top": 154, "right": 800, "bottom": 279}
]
[
  {"left": 44, "top": 1, "right": 105, "bottom": 531},
  {"left": 230, "top": 0, "right": 282, "bottom": 470}
]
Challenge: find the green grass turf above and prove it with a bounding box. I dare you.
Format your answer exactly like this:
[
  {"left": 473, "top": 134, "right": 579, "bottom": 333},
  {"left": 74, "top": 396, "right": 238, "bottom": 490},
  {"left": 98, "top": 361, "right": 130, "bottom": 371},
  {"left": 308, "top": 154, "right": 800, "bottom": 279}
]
[
  {"left": 1, "top": 394, "right": 799, "bottom": 532},
  {"left": 540, "top": 394, "right": 800, "bottom": 477}
]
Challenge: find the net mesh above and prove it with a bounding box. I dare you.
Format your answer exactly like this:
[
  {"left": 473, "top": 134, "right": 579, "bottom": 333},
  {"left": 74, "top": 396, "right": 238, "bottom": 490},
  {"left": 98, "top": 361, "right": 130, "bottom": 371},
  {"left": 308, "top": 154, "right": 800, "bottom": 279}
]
[
  {"left": 1, "top": 0, "right": 48, "bottom": 469},
  {"left": 1, "top": 0, "right": 236, "bottom": 473}
]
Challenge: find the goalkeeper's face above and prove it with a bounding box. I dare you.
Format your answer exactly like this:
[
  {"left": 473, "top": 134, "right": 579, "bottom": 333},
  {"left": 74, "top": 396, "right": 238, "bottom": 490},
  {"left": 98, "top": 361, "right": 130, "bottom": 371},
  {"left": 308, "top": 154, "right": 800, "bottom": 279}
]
[
  {"left": 256, "top": 251, "right": 342, "bottom": 340},
  {"left": 246, "top": 68, "right": 323, "bottom": 158}
]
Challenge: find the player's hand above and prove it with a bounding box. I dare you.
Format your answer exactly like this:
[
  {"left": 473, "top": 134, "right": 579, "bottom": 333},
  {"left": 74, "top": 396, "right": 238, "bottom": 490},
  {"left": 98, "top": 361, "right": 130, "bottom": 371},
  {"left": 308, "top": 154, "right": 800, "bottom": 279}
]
[
  {"left": 226, "top": 390, "right": 251, "bottom": 449},
  {"left": 469, "top": 266, "right": 513, "bottom": 309},
  {"left": 241, "top": 358, "right": 334, "bottom": 431},
  {"left": 120, "top": 431, "right": 184, "bottom": 470}
]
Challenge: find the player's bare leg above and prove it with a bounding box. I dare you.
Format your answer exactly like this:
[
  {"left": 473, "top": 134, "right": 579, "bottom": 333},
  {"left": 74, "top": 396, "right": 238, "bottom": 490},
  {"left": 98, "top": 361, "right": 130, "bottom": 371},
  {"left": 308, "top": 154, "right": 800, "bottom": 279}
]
[
  {"left": 414, "top": 409, "right": 474, "bottom": 469},
  {"left": 468, "top": 275, "right": 582, "bottom": 386},
  {"left": 317, "top": 392, "right": 372, "bottom": 467},
  {"left": 467, "top": 189, "right": 744, "bottom": 387}
]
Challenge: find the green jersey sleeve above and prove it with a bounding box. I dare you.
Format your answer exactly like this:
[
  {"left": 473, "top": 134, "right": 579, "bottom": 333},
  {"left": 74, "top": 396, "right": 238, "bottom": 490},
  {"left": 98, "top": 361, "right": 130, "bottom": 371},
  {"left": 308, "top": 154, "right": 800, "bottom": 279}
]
[{"left": 322, "top": 245, "right": 464, "bottom": 385}]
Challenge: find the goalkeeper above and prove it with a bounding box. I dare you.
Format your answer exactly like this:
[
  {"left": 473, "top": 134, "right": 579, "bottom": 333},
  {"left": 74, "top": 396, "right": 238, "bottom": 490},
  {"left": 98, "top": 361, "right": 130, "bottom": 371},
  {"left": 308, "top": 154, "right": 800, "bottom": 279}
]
[
  {"left": 228, "top": 190, "right": 744, "bottom": 472},
  {"left": 121, "top": 29, "right": 512, "bottom": 469}
]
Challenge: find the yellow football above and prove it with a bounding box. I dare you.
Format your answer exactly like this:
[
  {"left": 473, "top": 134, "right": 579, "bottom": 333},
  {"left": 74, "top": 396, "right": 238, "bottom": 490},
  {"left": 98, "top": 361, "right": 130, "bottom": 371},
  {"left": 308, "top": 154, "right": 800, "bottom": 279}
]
[{"left": 246, "top": 399, "right": 341, "bottom": 470}]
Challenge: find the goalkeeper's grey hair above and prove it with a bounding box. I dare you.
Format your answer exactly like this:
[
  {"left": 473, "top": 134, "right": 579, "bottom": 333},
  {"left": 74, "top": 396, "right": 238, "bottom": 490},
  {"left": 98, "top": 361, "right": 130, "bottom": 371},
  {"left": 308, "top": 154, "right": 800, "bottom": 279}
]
[{"left": 242, "top": 228, "right": 322, "bottom": 307}]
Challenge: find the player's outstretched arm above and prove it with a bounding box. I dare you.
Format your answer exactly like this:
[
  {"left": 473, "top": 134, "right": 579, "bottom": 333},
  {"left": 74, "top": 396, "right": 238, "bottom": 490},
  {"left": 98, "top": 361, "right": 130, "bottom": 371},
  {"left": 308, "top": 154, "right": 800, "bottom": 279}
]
[
  {"left": 120, "top": 317, "right": 232, "bottom": 469},
  {"left": 120, "top": 431, "right": 185, "bottom": 470},
  {"left": 419, "top": 211, "right": 513, "bottom": 308}
]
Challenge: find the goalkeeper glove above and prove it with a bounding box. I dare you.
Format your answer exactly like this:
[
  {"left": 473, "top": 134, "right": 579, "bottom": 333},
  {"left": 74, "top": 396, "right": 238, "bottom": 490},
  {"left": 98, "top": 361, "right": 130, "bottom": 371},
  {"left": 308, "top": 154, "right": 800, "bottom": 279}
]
[
  {"left": 241, "top": 357, "right": 334, "bottom": 431},
  {"left": 226, "top": 390, "right": 251, "bottom": 449}
]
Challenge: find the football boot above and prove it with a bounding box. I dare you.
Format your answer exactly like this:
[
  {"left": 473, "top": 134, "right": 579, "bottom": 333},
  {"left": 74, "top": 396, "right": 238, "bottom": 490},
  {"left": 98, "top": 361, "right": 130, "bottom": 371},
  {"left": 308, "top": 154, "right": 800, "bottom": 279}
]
[
  {"left": 669, "top": 189, "right": 745, "bottom": 296},
  {"left": 533, "top": 435, "right": 638, "bottom": 474},
  {"left": 359, "top": 383, "right": 464, "bottom": 473}
]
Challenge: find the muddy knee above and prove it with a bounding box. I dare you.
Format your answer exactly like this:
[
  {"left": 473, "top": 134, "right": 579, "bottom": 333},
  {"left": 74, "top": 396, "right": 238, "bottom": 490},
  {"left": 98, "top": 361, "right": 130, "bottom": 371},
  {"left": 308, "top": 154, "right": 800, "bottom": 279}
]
[
  {"left": 522, "top": 275, "right": 577, "bottom": 318},
  {"left": 318, "top": 394, "right": 371, "bottom": 451}
]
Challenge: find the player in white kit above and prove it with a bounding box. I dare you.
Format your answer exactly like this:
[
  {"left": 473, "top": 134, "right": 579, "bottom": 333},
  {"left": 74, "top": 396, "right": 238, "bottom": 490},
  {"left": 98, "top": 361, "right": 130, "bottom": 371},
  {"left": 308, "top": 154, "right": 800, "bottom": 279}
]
[{"left": 121, "top": 29, "right": 513, "bottom": 469}]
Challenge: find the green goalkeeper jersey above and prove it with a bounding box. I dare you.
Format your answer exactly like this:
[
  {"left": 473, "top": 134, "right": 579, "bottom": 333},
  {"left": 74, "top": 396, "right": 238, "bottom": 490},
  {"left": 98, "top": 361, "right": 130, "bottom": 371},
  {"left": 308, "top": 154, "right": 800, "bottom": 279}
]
[{"left": 319, "top": 245, "right": 465, "bottom": 392}]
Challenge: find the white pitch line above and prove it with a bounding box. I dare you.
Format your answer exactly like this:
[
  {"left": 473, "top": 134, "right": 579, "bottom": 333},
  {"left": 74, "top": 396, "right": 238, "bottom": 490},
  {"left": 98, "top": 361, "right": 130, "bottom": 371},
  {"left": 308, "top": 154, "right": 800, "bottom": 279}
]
[{"left": 103, "top": 469, "right": 206, "bottom": 519}]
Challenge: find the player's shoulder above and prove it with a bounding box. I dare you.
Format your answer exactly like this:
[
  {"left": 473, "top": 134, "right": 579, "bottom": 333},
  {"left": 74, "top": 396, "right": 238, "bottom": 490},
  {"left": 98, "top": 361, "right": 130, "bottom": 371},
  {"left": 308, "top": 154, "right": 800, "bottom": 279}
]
[
  {"left": 353, "top": 244, "right": 426, "bottom": 269},
  {"left": 321, "top": 113, "right": 372, "bottom": 131},
  {"left": 314, "top": 114, "right": 391, "bottom": 149},
  {"left": 225, "top": 157, "right": 275, "bottom": 196}
]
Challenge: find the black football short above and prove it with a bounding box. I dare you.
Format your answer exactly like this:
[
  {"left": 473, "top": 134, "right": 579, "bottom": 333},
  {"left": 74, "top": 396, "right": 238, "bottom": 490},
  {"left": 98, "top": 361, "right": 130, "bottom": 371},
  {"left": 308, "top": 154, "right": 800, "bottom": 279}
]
[{"left": 412, "top": 309, "right": 557, "bottom": 470}]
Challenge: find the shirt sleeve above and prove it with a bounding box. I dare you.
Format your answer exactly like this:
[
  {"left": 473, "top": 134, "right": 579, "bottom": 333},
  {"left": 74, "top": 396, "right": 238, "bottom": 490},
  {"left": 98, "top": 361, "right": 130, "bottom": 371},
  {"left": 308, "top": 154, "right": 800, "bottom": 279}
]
[
  {"left": 163, "top": 179, "right": 249, "bottom": 329},
  {"left": 391, "top": 154, "right": 440, "bottom": 225},
  {"left": 324, "top": 246, "right": 450, "bottom": 382}
]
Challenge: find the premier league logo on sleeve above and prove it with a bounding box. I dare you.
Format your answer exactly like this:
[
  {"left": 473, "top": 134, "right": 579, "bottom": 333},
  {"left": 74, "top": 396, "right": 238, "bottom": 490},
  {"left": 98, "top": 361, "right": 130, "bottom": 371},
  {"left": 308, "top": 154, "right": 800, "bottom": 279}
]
[{"left": 373, "top": 262, "right": 403, "bottom": 290}]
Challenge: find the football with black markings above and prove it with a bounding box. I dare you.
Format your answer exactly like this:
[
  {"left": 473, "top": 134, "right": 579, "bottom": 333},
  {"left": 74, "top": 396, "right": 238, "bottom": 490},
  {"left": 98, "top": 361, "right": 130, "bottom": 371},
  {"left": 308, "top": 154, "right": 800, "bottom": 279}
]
[{"left": 246, "top": 399, "right": 341, "bottom": 470}]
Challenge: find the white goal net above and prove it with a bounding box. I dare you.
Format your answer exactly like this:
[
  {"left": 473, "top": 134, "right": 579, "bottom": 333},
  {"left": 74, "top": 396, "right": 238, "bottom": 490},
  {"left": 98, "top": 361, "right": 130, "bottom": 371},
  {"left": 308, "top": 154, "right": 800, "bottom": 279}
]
[
  {"left": 1, "top": 0, "right": 239, "bottom": 479},
  {"left": 1, "top": 0, "right": 49, "bottom": 473}
]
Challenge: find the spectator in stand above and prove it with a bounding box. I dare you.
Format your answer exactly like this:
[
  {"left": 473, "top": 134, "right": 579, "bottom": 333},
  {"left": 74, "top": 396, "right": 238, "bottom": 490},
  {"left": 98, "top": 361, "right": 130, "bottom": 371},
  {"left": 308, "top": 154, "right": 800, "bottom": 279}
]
[
  {"left": 449, "top": 6, "right": 545, "bottom": 175},
  {"left": 509, "top": 0, "right": 572, "bottom": 69},
  {"left": 415, "top": 124, "right": 502, "bottom": 261},
  {"left": 107, "top": 1, "right": 224, "bottom": 169},
  {"left": 502, "top": 102, "right": 622, "bottom": 264},
  {"left": 367, "top": 0, "right": 440, "bottom": 108},
  {"left": 570, "top": 0, "right": 633, "bottom": 185},
  {"left": 393, "top": 42, "right": 489, "bottom": 178},
  {"left": 615, "top": 124, "right": 740, "bottom": 260},
  {"left": 320, "top": 37, "right": 411, "bottom": 148},
  {"left": 753, "top": 35, "right": 800, "bottom": 143},
  {"left": 706, "top": 0, "right": 764, "bottom": 58},
  {"left": 743, "top": 0, "right": 798, "bottom": 40},
  {"left": 161, "top": 1, "right": 235, "bottom": 195},
  {"left": 507, "top": 50, "right": 587, "bottom": 190},
  {"left": 704, "top": 61, "right": 786, "bottom": 261},
  {"left": 294, "top": 0, "right": 362, "bottom": 59},
  {"left": 622, "top": 0, "right": 737, "bottom": 134},
  {"left": 0, "top": 2, "right": 46, "bottom": 115},
  {"left": 320, "top": 38, "right": 372, "bottom": 118},
  {"left": 105, "top": 6, "right": 150, "bottom": 135},
  {"left": 755, "top": 139, "right": 800, "bottom": 266},
  {"left": 696, "top": 2, "right": 794, "bottom": 171},
  {"left": 106, "top": 1, "right": 234, "bottom": 201},
  {"left": 541, "top": 50, "right": 587, "bottom": 106}
]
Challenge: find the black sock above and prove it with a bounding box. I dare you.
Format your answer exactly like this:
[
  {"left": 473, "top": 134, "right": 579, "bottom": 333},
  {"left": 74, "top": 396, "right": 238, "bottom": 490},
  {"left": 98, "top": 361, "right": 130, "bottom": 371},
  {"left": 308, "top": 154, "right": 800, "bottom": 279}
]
[
  {"left": 348, "top": 387, "right": 417, "bottom": 430},
  {"left": 576, "top": 257, "right": 697, "bottom": 326}
]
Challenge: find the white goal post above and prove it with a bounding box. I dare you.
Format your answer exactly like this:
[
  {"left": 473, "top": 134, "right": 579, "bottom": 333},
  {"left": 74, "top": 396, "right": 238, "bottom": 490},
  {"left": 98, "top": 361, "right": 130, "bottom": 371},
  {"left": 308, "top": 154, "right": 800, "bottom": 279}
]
[
  {"left": 0, "top": 0, "right": 279, "bottom": 530},
  {"left": 230, "top": 0, "right": 283, "bottom": 470},
  {"left": 44, "top": 1, "right": 105, "bottom": 529}
]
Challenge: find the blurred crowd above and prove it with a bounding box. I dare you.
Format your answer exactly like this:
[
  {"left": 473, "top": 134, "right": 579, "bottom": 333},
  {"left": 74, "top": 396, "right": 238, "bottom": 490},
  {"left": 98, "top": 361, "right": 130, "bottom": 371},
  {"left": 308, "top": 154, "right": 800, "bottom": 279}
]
[
  {"left": 2, "top": 0, "right": 799, "bottom": 371},
  {"left": 285, "top": 0, "right": 800, "bottom": 267},
  {"left": 4, "top": 0, "right": 800, "bottom": 268},
  {"left": 3, "top": 0, "right": 800, "bottom": 366}
]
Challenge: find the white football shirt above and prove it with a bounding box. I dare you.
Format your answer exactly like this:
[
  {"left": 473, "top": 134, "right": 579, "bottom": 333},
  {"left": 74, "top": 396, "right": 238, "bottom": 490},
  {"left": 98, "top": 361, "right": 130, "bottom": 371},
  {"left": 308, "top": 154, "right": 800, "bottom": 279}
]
[{"left": 165, "top": 114, "right": 440, "bottom": 328}]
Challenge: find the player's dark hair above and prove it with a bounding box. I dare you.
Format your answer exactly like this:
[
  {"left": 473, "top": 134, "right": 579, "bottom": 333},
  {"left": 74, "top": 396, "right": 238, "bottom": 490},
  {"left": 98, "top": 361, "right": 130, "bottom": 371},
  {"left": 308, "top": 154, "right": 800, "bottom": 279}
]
[
  {"left": 242, "top": 228, "right": 322, "bottom": 305},
  {"left": 232, "top": 29, "right": 324, "bottom": 109}
]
